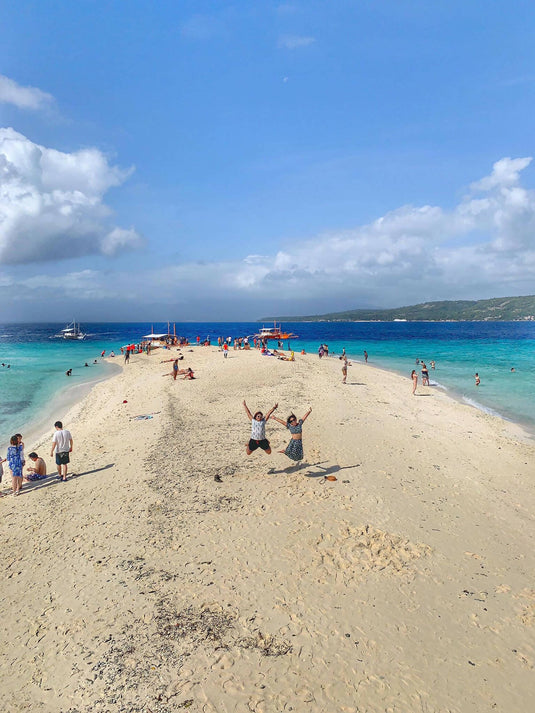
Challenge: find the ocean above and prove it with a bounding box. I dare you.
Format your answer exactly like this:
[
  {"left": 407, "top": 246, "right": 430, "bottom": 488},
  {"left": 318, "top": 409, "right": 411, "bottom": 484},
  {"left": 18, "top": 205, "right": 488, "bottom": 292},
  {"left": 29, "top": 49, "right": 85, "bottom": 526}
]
[{"left": 1, "top": 321, "right": 534, "bottom": 447}]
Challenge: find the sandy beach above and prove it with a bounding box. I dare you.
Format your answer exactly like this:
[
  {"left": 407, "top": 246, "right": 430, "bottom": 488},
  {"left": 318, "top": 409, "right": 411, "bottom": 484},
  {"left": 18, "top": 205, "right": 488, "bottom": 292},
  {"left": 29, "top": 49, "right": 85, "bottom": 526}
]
[{"left": 1, "top": 346, "right": 534, "bottom": 713}]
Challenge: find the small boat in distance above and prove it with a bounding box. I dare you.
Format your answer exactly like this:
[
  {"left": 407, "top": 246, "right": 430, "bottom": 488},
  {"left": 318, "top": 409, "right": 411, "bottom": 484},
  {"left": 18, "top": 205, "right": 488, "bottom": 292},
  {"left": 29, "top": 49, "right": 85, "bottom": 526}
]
[
  {"left": 253, "top": 322, "right": 298, "bottom": 342},
  {"left": 54, "top": 320, "right": 86, "bottom": 340}
]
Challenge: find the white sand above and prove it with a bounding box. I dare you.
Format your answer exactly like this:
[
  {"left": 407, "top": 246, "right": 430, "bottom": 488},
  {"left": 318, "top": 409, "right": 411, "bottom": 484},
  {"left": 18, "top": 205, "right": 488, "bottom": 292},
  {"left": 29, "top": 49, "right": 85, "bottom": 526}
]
[{"left": 1, "top": 346, "right": 534, "bottom": 713}]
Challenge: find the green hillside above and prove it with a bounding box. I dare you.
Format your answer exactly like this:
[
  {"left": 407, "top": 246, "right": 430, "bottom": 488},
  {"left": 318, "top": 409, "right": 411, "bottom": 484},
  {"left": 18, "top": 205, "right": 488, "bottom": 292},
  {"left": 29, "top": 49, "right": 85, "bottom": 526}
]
[{"left": 264, "top": 295, "right": 535, "bottom": 322}]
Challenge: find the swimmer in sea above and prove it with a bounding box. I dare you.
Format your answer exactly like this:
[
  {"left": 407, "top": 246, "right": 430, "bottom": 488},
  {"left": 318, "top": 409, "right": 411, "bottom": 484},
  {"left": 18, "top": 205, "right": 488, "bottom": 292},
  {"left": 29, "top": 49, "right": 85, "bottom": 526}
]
[{"left": 474, "top": 373, "right": 480, "bottom": 386}]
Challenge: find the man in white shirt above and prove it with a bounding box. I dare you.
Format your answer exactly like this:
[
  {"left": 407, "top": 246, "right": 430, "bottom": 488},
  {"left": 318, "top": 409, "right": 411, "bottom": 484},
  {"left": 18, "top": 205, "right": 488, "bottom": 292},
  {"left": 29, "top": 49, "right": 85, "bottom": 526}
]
[{"left": 50, "top": 421, "right": 73, "bottom": 482}]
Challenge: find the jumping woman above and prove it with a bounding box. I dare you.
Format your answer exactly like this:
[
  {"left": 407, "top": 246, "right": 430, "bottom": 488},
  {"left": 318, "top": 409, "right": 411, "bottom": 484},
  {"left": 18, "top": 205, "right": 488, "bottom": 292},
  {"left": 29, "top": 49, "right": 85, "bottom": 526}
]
[
  {"left": 272, "top": 407, "right": 312, "bottom": 462},
  {"left": 243, "top": 400, "right": 278, "bottom": 455}
]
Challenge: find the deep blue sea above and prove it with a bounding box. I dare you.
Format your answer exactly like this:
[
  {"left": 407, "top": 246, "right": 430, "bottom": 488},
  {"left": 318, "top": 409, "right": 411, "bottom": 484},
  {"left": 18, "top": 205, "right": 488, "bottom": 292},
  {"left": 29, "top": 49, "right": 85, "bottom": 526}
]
[{"left": 1, "top": 321, "right": 534, "bottom": 446}]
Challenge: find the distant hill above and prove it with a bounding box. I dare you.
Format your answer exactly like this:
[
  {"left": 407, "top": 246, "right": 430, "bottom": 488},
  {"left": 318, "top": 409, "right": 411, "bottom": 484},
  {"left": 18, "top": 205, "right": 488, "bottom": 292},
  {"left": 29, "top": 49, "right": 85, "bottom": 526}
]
[{"left": 263, "top": 295, "right": 535, "bottom": 322}]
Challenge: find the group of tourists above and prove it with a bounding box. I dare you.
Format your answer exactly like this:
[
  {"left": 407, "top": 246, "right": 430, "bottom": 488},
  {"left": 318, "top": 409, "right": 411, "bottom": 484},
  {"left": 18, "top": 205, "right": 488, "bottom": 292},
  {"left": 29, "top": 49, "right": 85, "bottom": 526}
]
[{"left": 1, "top": 421, "right": 73, "bottom": 497}]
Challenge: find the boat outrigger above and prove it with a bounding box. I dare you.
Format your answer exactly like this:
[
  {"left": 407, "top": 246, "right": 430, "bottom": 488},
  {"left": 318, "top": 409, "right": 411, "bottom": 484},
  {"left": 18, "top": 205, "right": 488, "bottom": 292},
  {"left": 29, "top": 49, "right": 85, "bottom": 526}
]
[
  {"left": 253, "top": 323, "right": 298, "bottom": 342},
  {"left": 54, "top": 321, "right": 86, "bottom": 340}
]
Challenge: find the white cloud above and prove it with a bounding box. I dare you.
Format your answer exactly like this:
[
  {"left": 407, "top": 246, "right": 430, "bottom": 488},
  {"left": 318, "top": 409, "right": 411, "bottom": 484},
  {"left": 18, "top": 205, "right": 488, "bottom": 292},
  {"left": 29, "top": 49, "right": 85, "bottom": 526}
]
[
  {"left": 141, "top": 156, "right": 535, "bottom": 308},
  {"left": 0, "top": 75, "right": 53, "bottom": 111},
  {"left": 0, "top": 128, "right": 143, "bottom": 264},
  {"left": 470, "top": 157, "right": 532, "bottom": 192},
  {"left": 278, "top": 35, "right": 316, "bottom": 49},
  {"left": 2, "top": 157, "right": 535, "bottom": 319}
]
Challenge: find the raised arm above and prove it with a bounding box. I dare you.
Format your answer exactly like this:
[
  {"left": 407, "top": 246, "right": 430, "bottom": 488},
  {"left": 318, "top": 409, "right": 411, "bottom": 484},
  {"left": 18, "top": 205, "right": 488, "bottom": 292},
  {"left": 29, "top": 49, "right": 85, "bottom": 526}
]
[
  {"left": 265, "top": 403, "right": 278, "bottom": 421},
  {"left": 301, "top": 407, "right": 312, "bottom": 423},
  {"left": 270, "top": 415, "right": 286, "bottom": 425},
  {"left": 243, "top": 400, "right": 253, "bottom": 421}
]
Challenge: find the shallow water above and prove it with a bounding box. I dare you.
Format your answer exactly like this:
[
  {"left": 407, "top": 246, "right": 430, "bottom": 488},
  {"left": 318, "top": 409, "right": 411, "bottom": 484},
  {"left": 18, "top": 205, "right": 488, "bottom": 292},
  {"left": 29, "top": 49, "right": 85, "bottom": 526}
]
[{"left": 1, "top": 321, "right": 534, "bottom": 447}]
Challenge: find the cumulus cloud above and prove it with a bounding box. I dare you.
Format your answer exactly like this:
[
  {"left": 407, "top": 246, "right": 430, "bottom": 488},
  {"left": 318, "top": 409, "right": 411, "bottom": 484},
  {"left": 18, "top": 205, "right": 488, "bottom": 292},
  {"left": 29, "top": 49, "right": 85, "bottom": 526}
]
[
  {"left": 278, "top": 35, "right": 316, "bottom": 49},
  {"left": 140, "top": 156, "right": 535, "bottom": 310},
  {"left": 0, "top": 75, "right": 53, "bottom": 111},
  {"left": 0, "top": 128, "right": 143, "bottom": 264},
  {"left": 2, "top": 157, "right": 535, "bottom": 319},
  {"left": 470, "top": 157, "right": 532, "bottom": 192}
]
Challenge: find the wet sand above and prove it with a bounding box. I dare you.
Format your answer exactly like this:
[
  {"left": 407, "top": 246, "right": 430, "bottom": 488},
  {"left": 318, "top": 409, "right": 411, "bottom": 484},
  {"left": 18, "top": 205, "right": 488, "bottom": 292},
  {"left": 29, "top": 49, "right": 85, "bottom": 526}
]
[{"left": 1, "top": 346, "right": 534, "bottom": 712}]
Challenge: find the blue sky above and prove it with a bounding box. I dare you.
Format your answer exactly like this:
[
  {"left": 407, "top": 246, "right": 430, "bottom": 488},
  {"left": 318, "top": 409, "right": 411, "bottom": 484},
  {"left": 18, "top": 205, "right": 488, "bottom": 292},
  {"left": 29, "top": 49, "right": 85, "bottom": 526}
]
[{"left": 1, "top": 0, "right": 535, "bottom": 320}]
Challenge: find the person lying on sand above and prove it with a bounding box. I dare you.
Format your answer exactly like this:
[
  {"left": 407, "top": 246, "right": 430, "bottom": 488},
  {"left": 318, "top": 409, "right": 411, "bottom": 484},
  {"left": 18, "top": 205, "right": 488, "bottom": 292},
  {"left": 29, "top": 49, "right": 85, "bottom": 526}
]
[
  {"left": 271, "top": 407, "right": 312, "bottom": 462},
  {"left": 278, "top": 351, "right": 295, "bottom": 362},
  {"left": 243, "top": 400, "right": 278, "bottom": 455}
]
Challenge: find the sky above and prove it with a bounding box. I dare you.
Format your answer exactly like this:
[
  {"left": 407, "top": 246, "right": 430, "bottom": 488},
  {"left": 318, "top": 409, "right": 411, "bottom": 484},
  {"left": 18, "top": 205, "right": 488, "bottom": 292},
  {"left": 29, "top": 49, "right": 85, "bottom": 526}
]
[{"left": 1, "top": 0, "right": 535, "bottom": 321}]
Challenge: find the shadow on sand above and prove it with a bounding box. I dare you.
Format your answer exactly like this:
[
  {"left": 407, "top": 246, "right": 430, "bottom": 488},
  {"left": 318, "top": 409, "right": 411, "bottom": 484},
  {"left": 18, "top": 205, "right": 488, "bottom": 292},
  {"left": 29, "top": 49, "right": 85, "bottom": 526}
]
[
  {"left": 268, "top": 459, "right": 360, "bottom": 478},
  {"left": 18, "top": 463, "right": 115, "bottom": 495}
]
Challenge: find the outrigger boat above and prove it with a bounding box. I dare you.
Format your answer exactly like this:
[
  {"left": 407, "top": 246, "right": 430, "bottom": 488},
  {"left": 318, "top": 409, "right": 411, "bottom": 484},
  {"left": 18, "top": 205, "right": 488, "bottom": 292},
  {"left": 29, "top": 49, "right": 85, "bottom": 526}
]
[
  {"left": 54, "top": 320, "right": 86, "bottom": 340},
  {"left": 254, "top": 322, "right": 298, "bottom": 342}
]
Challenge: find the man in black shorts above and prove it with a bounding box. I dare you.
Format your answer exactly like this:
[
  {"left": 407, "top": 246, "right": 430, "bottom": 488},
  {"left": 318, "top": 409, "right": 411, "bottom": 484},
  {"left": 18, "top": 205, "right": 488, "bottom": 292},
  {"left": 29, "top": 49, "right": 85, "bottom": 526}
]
[
  {"left": 51, "top": 420, "right": 73, "bottom": 481},
  {"left": 243, "top": 400, "right": 278, "bottom": 455}
]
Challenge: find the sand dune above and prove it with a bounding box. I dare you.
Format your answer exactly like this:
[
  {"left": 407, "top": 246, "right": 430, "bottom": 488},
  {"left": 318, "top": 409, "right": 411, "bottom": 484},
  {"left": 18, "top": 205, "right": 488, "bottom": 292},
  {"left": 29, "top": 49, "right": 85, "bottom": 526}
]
[{"left": 1, "top": 347, "right": 534, "bottom": 712}]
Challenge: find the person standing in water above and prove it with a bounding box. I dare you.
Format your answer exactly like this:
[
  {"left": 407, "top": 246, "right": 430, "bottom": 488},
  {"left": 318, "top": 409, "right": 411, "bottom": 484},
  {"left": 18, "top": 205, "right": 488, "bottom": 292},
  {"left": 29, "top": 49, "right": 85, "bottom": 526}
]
[
  {"left": 364, "top": 350, "right": 368, "bottom": 363},
  {"left": 474, "top": 373, "right": 481, "bottom": 386},
  {"left": 421, "top": 362, "right": 429, "bottom": 386}
]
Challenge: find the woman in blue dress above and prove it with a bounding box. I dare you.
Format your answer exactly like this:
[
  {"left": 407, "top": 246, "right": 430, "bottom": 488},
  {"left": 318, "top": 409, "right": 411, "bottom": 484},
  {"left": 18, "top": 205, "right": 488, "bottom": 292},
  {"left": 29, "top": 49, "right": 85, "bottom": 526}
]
[
  {"left": 7, "top": 434, "right": 24, "bottom": 495},
  {"left": 272, "top": 407, "right": 312, "bottom": 462}
]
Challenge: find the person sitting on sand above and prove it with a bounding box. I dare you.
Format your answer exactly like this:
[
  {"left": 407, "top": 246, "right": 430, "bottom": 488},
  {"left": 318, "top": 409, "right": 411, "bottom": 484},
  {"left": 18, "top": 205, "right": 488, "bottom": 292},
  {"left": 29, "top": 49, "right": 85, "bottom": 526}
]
[
  {"left": 271, "top": 407, "right": 312, "bottom": 462},
  {"left": 24, "top": 452, "right": 47, "bottom": 481},
  {"left": 243, "top": 400, "right": 278, "bottom": 455},
  {"left": 411, "top": 369, "right": 418, "bottom": 395},
  {"left": 182, "top": 367, "right": 195, "bottom": 379}
]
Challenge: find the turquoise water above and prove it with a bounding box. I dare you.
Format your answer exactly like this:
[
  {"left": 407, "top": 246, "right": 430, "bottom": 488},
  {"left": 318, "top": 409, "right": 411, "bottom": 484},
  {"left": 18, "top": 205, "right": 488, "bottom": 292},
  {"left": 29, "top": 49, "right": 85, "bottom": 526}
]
[
  {"left": 1, "top": 321, "right": 534, "bottom": 447},
  {"left": 315, "top": 335, "right": 535, "bottom": 429}
]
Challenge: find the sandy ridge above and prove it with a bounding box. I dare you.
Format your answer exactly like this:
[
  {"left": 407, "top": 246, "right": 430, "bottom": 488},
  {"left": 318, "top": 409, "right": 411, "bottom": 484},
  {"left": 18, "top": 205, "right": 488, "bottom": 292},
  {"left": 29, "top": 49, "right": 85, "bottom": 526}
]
[{"left": 1, "top": 347, "right": 534, "bottom": 712}]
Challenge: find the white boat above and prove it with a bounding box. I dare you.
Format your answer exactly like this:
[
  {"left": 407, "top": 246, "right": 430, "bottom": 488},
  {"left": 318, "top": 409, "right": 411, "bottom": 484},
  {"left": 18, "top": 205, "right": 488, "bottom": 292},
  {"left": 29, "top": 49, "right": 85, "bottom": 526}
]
[{"left": 54, "top": 321, "right": 86, "bottom": 340}]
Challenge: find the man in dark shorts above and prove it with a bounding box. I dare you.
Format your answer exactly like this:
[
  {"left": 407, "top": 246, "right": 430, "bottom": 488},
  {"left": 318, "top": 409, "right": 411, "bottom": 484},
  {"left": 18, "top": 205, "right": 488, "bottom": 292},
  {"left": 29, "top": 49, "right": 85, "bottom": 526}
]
[
  {"left": 243, "top": 400, "right": 278, "bottom": 455},
  {"left": 51, "top": 421, "right": 73, "bottom": 482}
]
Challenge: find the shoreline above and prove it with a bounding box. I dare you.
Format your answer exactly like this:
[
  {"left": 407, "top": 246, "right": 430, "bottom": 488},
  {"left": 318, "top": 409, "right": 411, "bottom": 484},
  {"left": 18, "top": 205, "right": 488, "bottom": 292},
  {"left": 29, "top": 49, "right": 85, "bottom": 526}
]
[
  {"left": 17, "top": 361, "right": 122, "bottom": 455},
  {"left": 323, "top": 351, "right": 535, "bottom": 442}
]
